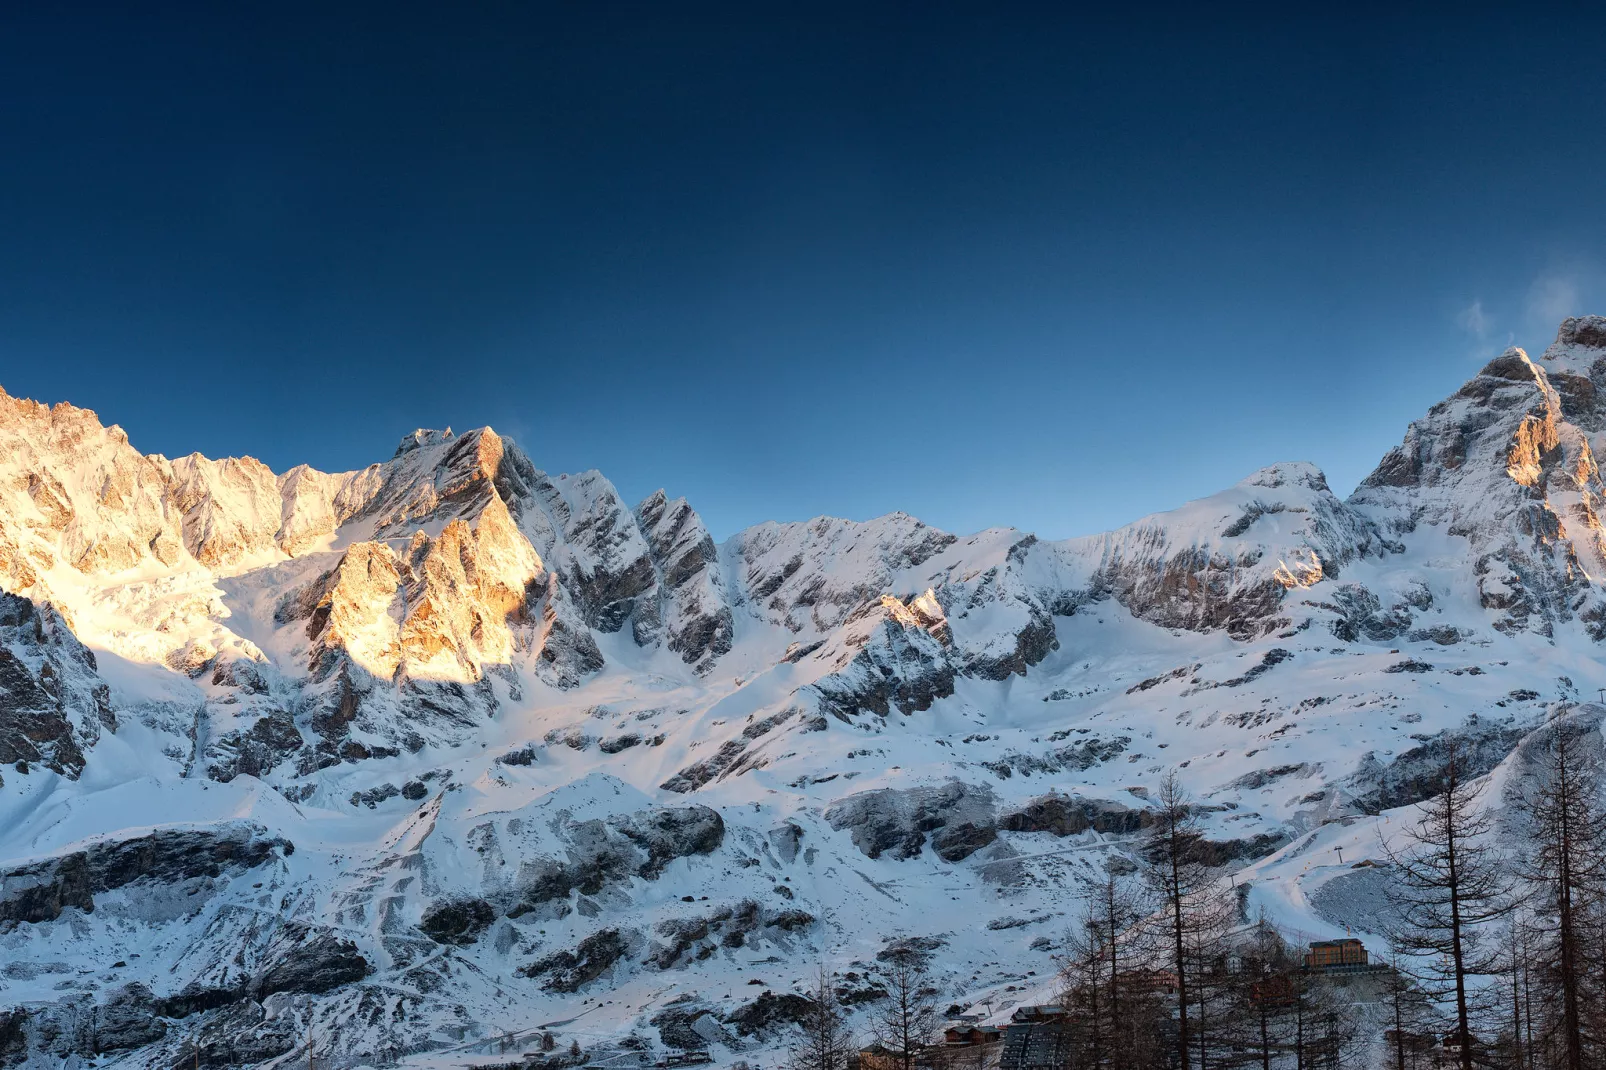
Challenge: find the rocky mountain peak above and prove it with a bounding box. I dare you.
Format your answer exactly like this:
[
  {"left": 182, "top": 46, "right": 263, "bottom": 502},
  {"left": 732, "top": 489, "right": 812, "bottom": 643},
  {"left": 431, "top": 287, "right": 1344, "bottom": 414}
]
[
  {"left": 634, "top": 490, "right": 733, "bottom": 669},
  {"left": 1241, "top": 461, "right": 1331, "bottom": 492},
  {"left": 165, "top": 452, "right": 287, "bottom": 568},
  {"left": 1350, "top": 331, "right": 1606, "bottom": 637},
  {"left": 395, "top": 427, "right": 456, "bottom": 456},
  {"left": 1546, "top": 314, "right": 1606, "bottom": 360},
  {"left": 16, "top": 324, "right": 1606, "bottom": 1069},
  {"left": 0, "top": 385, "right": 185, "bottom": 584},
  {"left": 1051, "top": 457, "right": 1386, "bottom": 639}
]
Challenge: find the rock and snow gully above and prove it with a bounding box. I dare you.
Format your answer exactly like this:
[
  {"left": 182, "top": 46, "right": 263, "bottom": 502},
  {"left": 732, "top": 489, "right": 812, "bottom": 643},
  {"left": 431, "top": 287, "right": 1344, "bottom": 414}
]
[{"left": 7, "top": 319, "right": 1606, "bottom": 1066}]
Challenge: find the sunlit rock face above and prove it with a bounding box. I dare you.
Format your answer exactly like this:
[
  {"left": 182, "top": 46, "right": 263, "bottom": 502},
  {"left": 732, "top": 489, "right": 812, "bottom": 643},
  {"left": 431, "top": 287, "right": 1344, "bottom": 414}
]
[
  {"left": 16, "top": 321, "right": 1606, "bottom": 1068},
  {"left": 0, "top": 388, "right": 186, "bottom": 585},
  {"left": 279, "top": 454, "right": 544, "bottom": 684},
  {"left": 275, "top": 463, "right": 347, "bottom": 555},
  {"left": 165, "top": 453, "right": 286, "bottom": 569},
  {"left": 1352, "top": 328, "right": 1606, "bottom": 637},
  {"left": 395, "top": 499, "right": 542, "bottom": 679},
  {"left": 343, "top": 426, "right": 514, "bottom": 539},
  {"left": 272, "top": 478, "right": 552, "bottom": 757},
  {"left": 288, "top": 541, "right": 406, "bottom": 680}
]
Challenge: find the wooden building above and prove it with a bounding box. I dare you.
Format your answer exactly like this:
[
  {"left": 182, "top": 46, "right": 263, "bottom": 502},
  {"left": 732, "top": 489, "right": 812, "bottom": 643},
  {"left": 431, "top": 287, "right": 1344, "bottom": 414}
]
[
  {"left": 944, "top": 1026, "right": 1005, "bottom": 1048},
  {"left": 1304, "top": 938, "right": 1368, "bottom": 970}
]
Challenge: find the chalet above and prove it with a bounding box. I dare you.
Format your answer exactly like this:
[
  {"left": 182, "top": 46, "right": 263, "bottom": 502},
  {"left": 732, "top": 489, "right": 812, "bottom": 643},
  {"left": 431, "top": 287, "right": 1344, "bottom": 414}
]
[
  {"left": 855, "top": 1044, "right": 935, "bottom": 1070},
  {"left": 1009, "top": 1006, "right": 1068, "bottom": 1023},
  {"left": 935, "top": 1028, "right": 1005, "bottom": 1070},
  {"left": 943, "top": 1026, "right": 1005, "bottom": 1048},
  {"left": 1304, "top": 938, "right": 1368, "bottom": 971}
]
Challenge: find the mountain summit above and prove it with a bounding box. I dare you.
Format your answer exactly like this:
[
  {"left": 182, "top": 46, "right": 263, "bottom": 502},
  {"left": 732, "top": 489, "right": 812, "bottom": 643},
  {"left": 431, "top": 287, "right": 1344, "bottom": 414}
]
[{"left": 4, "top": 320, "right": 1606, "bottom": 1067}]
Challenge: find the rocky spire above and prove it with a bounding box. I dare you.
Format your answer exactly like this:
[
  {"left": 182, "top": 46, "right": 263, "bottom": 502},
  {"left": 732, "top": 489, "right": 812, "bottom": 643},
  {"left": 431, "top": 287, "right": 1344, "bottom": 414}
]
[
  {"left": 634, "top": 490, "right": 733, "bottom": 671},
  {"left": 1351, "top": 341, "right": 1606, "bottom": 637}
]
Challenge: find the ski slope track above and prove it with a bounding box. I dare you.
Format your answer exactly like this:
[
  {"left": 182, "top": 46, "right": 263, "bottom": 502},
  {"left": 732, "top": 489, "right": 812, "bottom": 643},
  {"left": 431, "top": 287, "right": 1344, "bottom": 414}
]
[{"left": 5, "top": 317, "right": 1606, "bottom": 1068}]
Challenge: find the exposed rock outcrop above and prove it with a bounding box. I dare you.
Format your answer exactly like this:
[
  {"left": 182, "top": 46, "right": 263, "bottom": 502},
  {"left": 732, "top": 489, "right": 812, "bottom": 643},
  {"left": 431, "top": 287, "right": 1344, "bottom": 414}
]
[
  {"left": 825, "top": 780, "right": 997, "bottom": 861},
  {"left": 635, "top": 490, "right": 734, "bottom": 671},
  {"left": 419, "top": 897, "right": 497, "bottom": 945},
  {"left": 0, "top": 591, "right": 111, "bottom": 778},
  {"left": 731, "top": 513, "right": 957, "bottom": 634},
  {"left": 0, "top": 824, "right": 290, "bottom": 924},
  {"left": 999, "top": 794, "right": 1150, "bottom": 837},
  {"left": 502, "top": 802, "right": 726, "bottom": 912},
  {"left": 809, "top": 603, "right": 956, "bottom": 721},
  {"left": 1059, "top": 463, "right": 1388, "bottom": 640},
  {"left": 1352, "top": 336, "right": 1606, "bottom": 638},
  {"left": 1346, "top": 715, "right": 1531, "bottom": 813},
  {"left": 518, "top": 928, "right": 632, "bottom": 992},
  {"left": 251, "top": 921, "right": 371, "bottom": 998}
]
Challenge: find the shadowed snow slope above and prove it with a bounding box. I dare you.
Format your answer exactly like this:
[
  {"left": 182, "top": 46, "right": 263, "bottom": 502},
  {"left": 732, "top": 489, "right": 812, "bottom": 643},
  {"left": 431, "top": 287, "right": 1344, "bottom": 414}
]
[{"left": 5, "top": 319, "right": 1606, "bottom": 1068}]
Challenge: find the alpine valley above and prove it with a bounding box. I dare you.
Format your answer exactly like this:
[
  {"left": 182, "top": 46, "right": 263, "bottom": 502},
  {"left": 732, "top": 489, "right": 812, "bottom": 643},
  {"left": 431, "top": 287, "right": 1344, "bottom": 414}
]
[{"left": 7, "top": 319, "right": 1606, "bottom": 1068}]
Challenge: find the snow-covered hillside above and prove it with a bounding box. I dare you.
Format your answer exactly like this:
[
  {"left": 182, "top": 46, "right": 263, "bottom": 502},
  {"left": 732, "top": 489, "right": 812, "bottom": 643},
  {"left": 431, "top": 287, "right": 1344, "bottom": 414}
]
[{"left": 5, "top": 318, "right": 1606, "bottom": 1069}]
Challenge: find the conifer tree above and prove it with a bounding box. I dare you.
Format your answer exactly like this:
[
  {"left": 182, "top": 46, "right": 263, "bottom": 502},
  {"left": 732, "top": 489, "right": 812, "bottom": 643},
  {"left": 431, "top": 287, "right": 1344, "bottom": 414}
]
[{"left": 1385, "top": 747, "right": 1514, "bottom": 1070}]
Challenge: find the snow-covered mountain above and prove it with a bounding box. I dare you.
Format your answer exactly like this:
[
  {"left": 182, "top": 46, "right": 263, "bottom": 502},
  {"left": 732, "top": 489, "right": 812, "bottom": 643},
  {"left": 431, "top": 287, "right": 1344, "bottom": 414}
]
[{"left": 6, "top": 318, "right": 1606, "bottom": 1068}]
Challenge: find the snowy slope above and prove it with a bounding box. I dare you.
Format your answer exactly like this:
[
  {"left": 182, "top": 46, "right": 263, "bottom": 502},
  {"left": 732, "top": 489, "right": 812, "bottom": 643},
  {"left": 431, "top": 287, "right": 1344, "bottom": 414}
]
[{"left": 4, "top": 319, "right": 1606, "bottom": 1069}]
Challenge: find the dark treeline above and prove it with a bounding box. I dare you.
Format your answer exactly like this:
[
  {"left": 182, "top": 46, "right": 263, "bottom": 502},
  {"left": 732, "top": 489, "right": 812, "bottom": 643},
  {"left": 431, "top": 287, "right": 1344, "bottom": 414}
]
[{"left": 788, "top": 713, "right": 1606, "bottom": 1070}]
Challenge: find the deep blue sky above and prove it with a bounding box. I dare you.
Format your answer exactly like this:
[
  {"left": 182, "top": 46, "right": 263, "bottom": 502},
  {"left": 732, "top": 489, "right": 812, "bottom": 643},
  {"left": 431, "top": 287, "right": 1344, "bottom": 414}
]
[{"left": 4, "top": 7, "right": 1606, "bottom": 540}]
